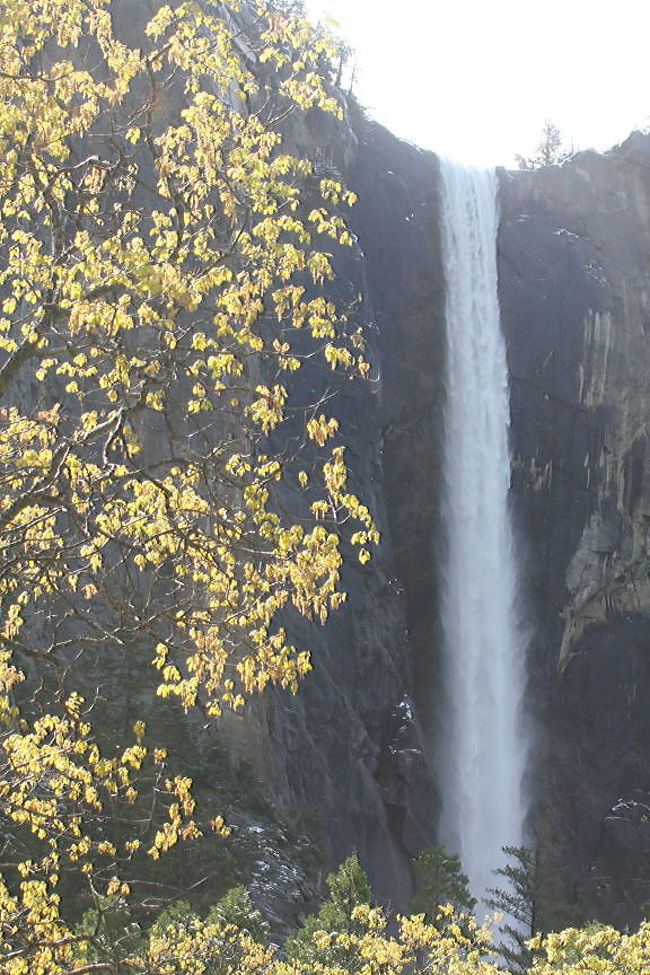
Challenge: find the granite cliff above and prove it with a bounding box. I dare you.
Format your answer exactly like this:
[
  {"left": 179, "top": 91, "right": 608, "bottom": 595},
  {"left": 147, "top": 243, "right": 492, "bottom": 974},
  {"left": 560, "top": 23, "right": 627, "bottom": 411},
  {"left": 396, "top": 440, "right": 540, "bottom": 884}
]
[
  {"left": 500, "top": 132, "right": 650, "bottom": 926},
  {"left": 250, "top": 122, "right": 650, "bottom": 928}
]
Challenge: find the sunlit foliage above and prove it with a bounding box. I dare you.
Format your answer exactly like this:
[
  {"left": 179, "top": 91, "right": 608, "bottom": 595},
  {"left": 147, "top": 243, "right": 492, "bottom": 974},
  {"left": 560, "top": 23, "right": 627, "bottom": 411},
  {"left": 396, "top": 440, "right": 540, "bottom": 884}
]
[
  {"left": 286, "top": 853, "right": 372, "bottom": 968},
  {"left": 528, "top": 922, "right": 650, "bottom": 975},
  {"left": 0, "top": 0, "right": 379, "bottom": 969},
  {"left": 78, "top": 899, "right": 500, "bottom": 975}
]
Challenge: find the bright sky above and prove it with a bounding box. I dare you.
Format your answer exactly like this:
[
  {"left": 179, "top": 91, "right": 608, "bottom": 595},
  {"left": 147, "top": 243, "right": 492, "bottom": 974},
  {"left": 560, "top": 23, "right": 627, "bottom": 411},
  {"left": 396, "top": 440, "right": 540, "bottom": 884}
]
[{"left": 304, "top": 0, "right": 650, "bottom": 167}]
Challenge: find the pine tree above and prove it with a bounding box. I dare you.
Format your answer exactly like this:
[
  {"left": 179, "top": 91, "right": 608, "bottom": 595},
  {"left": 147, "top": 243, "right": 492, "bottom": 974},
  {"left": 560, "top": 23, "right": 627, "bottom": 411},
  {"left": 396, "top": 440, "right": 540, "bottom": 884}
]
[
  {"left": 409, "top": 846, "right": 476, "bottom": 925},
  {"left": 485, "top": 839, "right": 576, "bottom": 974},
  {"left": 285, "top": 854, "right": 371, "bottom": 969},
  {"left": 516, "top": 120, "right": 572, "bottom": 170},
  {"left": 207, "top": 886, "right": 270, "bottom": 943},
  {"left": 485, "top": 845, "right": 539, "bottom": 973}
]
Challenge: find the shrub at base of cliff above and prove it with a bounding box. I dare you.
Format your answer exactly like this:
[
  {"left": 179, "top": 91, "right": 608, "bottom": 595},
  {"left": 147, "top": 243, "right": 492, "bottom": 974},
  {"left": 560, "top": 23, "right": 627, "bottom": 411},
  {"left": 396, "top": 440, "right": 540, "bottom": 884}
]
[
  {"left": 137, "top": 897, "right": 499, "bottom": 975},
  {"left": 528, "top": 922, "right": 650, "bottom": 975},
  {"left": 30, "top": 851, "right": 650, "bottom": 974}
]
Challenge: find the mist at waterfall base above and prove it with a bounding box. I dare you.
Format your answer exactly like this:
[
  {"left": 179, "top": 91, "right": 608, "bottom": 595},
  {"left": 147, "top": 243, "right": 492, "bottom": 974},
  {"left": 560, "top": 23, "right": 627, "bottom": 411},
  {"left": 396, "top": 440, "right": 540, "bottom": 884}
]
[{"left": 435, "top": 161, "right": 529, "bottom": 918}]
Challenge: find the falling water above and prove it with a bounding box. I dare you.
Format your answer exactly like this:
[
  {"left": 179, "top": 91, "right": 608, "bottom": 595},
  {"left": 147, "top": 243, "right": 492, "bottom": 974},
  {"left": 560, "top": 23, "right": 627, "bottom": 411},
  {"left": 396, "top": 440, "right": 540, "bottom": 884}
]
[{"left": 437, "top": 160, "right": 527, "bottom": 910}]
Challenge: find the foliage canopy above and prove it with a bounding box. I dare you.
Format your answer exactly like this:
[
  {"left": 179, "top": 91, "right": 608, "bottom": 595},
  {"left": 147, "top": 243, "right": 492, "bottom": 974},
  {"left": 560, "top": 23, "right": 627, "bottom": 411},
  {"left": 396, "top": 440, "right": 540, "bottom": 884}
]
[{"left": 0, "top": 0, "right": 379, "bottom": 969}]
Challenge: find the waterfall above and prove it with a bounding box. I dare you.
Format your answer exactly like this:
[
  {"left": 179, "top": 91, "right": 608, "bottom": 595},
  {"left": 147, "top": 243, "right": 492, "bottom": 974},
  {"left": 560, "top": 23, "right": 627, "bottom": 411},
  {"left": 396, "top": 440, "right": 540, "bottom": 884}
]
[{"left": 436, "top": 160, "right": 527, "bottom": 910}]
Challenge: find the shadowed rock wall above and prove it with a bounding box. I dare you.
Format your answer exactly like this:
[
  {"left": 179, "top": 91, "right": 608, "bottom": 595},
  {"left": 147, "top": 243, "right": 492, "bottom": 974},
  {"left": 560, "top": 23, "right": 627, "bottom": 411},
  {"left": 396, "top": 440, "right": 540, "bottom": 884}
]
[
  {"left": 222, "top": 106, "right": 650, "bottom": 927},
  {"left": 217, "top": 112, "right": 442, "bottom": 911},
  {"left": 499, "top": 132, "right": 650, "bottom": 927}
]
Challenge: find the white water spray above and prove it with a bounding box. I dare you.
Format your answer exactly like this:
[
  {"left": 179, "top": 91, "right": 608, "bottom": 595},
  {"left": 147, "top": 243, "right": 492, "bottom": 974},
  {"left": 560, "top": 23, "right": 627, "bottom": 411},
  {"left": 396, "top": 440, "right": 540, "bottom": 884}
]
[{"left": 437, "top": 161, "right": 527, "bottom": 909}]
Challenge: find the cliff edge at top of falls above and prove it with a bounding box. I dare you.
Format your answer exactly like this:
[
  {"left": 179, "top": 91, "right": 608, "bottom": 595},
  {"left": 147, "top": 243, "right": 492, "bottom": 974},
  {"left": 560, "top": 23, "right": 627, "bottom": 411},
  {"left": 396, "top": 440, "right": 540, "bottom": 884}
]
[{"left": 498, "top": 129, "right": 650, "bottom": 928}]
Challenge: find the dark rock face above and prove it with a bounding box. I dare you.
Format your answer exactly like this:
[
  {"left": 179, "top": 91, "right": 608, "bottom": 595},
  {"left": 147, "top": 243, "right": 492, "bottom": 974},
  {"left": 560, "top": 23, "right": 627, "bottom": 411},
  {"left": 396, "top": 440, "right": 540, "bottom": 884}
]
[
  {"left": 349, "top": 126, "right": 446, "bottom": 729},
  {"left": 324, "top": 125, "right": 650, "bottom": 924},
  {"left": 262, "top": 122, "right": 448, "bottom": 906},
  {"left": 498, "top": 132, "right": 650, "bottom": 925},
  {"left": 224, "top": 107, "right": 650, "bottom": 926},
  {"left": 218, "top": 114, "right": 441, "bottom": 909}
]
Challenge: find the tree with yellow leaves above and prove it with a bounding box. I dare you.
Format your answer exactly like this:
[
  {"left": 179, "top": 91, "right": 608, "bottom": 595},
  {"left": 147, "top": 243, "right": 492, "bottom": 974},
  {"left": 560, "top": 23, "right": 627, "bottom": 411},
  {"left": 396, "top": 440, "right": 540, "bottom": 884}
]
[
  {"left": 0, "top": 1, "right": 379, "bottom": 970},
  {"left": 78, "top": 897, "right": 502, "bottom": 975},
  {"left": 528, "top": 922, "right": 650, "bottom": 975}
]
